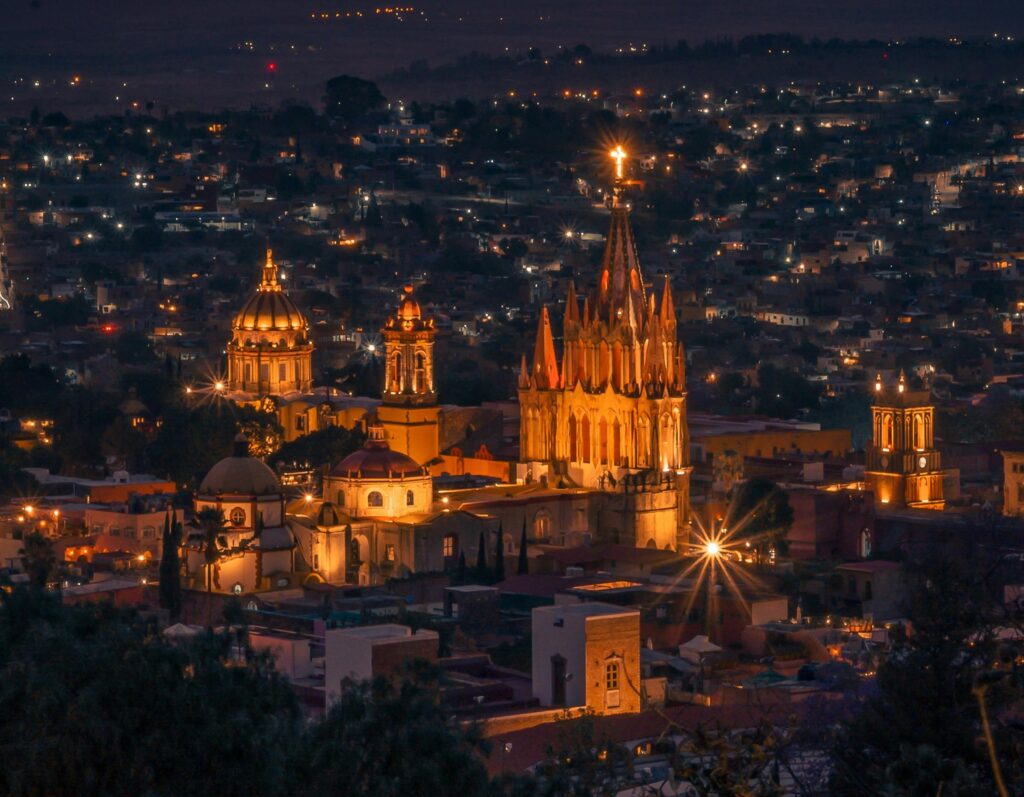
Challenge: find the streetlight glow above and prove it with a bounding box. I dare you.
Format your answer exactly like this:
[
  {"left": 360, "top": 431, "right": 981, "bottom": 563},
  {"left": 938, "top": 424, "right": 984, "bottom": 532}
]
[{"left": 610, "top": 145, "right": 627, "bottom": 181}]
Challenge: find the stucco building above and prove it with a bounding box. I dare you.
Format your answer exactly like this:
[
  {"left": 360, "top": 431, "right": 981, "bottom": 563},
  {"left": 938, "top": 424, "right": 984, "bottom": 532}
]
[{"left": 531, "top": 602, "right": 641, "bottom": 715}]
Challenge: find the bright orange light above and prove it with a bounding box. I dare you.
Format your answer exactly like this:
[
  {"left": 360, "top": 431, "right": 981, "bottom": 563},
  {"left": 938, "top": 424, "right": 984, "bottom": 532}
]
[
  {"left": 214, "top": 381, "right": 225, "bottom": 392},
  {"left": 610, "top": 145, "right": 627, "bottom": 180},
  {"left": 705, "top": 540, "right": 721, "bottom": 557}
]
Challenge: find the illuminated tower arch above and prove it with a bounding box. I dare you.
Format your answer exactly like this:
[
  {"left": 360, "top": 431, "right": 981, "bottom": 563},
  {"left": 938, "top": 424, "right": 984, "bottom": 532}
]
[
  {"left": 378, "top": 285, "right": 441, "bottom": 465},
  {"left": 865, "top": 371, "right": 944, "bottom": 510}
]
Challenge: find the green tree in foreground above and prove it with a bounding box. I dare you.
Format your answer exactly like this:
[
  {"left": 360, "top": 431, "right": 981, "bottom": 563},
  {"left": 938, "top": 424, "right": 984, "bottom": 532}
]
[
  {"left": 0, "top": 590, "right": 301, "bottom": 797},
  {"left": 831, "top": 523, "right": 1024, "bottom": 796},
  {"left": 297, "top": 670, "right": 495, "bottom": 797}
]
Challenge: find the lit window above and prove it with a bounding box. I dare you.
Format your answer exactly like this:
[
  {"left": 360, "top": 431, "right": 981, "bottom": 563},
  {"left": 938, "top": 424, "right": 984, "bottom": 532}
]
[
  {"left": 443, "top": 534, "right": 456, "bottom": 558},
  {"left": 384, "top": 544, "right": 396, "bottom": 562},
  {"left": 230, "top": 508, "right": 245, "bottom": 526},
  {"left": 605, "top": 661, "right": 619, "bottom": 690},
  {"left": 534, "top": 511, "right": 551, "bottom": 539}
]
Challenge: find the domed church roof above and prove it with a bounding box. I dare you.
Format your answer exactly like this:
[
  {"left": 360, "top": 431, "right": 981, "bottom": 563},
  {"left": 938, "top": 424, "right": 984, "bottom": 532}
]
[
  {"left": 329, "top": 422, "right": 427, "bottom": 480},
  {"left": 386, "top": 284, "right": 434, "bottom": 332},
  {"left": 199, "top": 434, "right": 282, "bottom": 496},
  {"left": 232, "top": 249, "right": 308, "bottom": 333}
]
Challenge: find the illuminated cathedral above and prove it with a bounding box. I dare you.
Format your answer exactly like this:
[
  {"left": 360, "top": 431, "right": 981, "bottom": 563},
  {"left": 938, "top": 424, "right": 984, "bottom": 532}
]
[
  {"left": 227, "top": 248, "right": 313, "bottom": 397},
  {"left": 518, "top": 153, "right": 691, "bottom": 549}
]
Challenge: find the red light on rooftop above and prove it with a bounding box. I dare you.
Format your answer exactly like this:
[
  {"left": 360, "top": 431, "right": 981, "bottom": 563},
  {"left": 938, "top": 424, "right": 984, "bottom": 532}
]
[
  {"left": 101, "top": 324, "right": 116, "bottom": 333},
  {"left": 267, "top": 62, "right": 277, "bottom": 72}
]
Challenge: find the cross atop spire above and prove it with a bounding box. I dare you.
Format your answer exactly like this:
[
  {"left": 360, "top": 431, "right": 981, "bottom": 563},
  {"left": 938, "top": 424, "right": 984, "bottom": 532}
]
[
  {"left": 260, "top": 247, "right": 281, "bottom": 291},
  {"left": 609, "top": 144, "right": 628, "bottom": 208},
  {"left": 610, "top": 145, "right": 627, "bottom": 181}
]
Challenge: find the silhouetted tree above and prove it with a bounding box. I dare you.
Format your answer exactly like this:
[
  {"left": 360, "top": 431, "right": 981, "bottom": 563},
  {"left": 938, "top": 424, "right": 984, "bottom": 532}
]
[
  {"left": 493, "top": 524, "right": 505, "bottom": 583},
  {"left": 517, "top": 519, "right": 529, "bottom": 575},
  {"left": 474, "top": 530, "right": 487, "bottom": 581},
  {"left": 323, "top": 75, "right": 385, "bottom": 123},
  {"left": 158, "top": 511, "right": 182, "bottom": 621},
  {"left": 730, "top": 478, "right": 793, "bottom": 562}
]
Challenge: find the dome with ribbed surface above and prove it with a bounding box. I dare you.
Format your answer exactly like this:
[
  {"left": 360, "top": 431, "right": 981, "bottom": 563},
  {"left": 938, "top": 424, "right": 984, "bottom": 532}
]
[
  {"left": 329, "top": 423, "right": 426, "bottom": 479},
  {"left": 199, "top": 434, "right": 281, "bottom": 496},
  {"left": 231, "top": 248, "right": 308, "bottom": 333}
]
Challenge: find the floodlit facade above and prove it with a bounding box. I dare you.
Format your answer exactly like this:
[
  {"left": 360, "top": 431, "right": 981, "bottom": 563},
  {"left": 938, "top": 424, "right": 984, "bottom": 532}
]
[
  {"left": 531, "top": 602, "right": 641, "bottom": 715},
  {"left": 378, "top": 284, "right": 442, "bottom": 465},
  {"left": 518, "top": 179, "right": 691, "bottom": 548},
  {"left": 865, "top": 371, "right": 945, "bottom": 510},
  {"left": 184, "top": 434, "right": 297, "bottom": 594},
  {"left": 227, "top": 248, "right": 313, "bottom": 397}
]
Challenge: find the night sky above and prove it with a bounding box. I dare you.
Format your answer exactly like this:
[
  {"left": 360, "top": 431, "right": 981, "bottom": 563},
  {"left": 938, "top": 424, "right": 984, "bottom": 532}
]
[{"left": 2, "top": 0, "right": 1023, "bottom": 111}]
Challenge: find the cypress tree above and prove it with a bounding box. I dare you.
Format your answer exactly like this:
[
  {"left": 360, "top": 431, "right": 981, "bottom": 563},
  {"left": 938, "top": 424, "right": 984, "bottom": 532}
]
[
  {"left": 456, "top": 550, "right": 467, "bottom": 585},
  {"left": 475, "top": 530, "right": 487, "bottom": 581},
  {"left": 517, "top": 518, "right": 529, "bottom": 575},
  {"left": 158, "top": 510, "right": 182, "bottom": 621},
  {"left": 493, "top": 523, "right": 505, "bottom": 583}
]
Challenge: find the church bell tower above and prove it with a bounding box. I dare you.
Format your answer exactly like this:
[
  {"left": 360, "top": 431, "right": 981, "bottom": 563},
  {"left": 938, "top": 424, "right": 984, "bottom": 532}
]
[
  {"left": 378, "top": 285, "right": 441, "bottom": 465},
  {"left": 865, "top": 371, "right": 944, "bottom": 510}
]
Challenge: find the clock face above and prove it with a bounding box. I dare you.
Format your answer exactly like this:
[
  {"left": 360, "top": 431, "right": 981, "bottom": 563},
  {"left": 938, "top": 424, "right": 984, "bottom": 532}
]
[{"left": 918, "top": 455, "right": 927, "bottom": 469}]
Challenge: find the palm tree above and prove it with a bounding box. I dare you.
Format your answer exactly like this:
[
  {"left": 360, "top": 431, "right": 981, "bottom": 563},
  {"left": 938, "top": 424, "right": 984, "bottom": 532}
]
[{"left": 195, "top": 507, "right": 226, "bottom": 624}]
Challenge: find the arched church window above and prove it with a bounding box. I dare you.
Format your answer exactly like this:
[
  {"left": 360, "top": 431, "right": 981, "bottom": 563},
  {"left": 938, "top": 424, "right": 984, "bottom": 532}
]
[
  {"left": 569, "top": 416, "right": 578, "bottom": 462},
  {"left": 581, "top": 415, "right": 591, "bottom": 463},
  {"left": 406, "top": 489, "right": 415, "bottom": 506},
  {"left": 638, "top": 414, "right": 652, "bottom": 466},
  {"left": 230, "top": 508, "right": 245, "bottom": 526},
  {"left": 599, "top": 417, "right": 609, "bottom": 464},
  {"left": 367, "top": 491, "right": 383, "bottom": 508},
  {"left": 392, "top": 353, "right": 402, "bottom": 392},
  {"left": 415, "top": 352, "right": 426, "bottom": 393},
  {"left": 534, "top": 511, "right": 551, "bottom": 540}
]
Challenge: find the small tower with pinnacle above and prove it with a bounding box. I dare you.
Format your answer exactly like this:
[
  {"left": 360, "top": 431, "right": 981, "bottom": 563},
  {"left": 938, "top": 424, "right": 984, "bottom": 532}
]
[
  {"left": 865, "top": 370, "right": 945, "bottom": 510},
  {"left": 378, "top": 284, "right": 441, "bottom": 465}
]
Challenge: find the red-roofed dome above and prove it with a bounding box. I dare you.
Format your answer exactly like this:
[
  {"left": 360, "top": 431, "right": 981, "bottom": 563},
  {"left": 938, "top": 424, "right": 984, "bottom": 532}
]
[{"left": 329, "top": 423, "right": 426, "bottom": 480}]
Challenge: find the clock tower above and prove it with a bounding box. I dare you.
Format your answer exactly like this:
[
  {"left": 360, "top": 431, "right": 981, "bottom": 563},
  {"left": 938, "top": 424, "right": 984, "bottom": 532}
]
[{"left": 865, "top": 371, "right": 944, "bottom": 510}]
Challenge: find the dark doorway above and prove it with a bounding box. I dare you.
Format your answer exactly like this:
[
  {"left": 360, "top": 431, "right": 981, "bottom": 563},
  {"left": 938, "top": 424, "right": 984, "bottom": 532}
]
[{"left": 551, "top": 655, "right": 566, "bottom": 706}]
